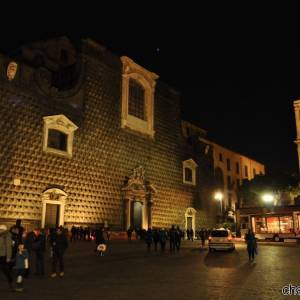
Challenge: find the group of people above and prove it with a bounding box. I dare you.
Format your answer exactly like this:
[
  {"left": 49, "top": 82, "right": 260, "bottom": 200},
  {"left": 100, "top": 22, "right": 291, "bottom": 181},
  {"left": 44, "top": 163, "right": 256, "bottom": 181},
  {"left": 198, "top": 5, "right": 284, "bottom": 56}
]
[
  {"left": 1, "top": 218, "right": 259, "bottom": 292},
  {"left": 0, "top": 219, "right": 69, "bottom": 292},
  {"left": 70, "top": 226, "right": 111, "bottom": 243},
  {"left": 128, "top": 225, "right": 184, "bottom": 252}
]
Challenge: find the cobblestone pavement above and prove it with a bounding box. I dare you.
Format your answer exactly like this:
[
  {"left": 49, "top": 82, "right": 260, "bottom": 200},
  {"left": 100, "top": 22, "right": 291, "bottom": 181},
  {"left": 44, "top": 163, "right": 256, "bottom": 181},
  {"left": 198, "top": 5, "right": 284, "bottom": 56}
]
[{"left": 0, "top": 240, "right": 299, "bottom": 300}]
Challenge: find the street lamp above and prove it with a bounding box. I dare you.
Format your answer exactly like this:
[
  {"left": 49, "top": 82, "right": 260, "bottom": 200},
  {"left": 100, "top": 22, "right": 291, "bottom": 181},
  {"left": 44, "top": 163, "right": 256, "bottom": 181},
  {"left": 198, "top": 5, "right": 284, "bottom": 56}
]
[
  {"left": 262, "top": 193, "right": 274, "bottom": 203},
  {"left": 214, "top": 192, "right": 223, "bottom": 215}
]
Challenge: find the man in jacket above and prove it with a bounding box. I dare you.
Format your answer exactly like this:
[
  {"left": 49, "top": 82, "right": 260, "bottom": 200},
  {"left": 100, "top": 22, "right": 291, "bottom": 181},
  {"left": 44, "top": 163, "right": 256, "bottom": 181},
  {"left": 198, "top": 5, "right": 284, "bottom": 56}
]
[
  {"left": 0, "top": 224, "right": 13, "bottom": 289},
  {"left": 31, "top": 228, "right": 46, "bottom": 276},
  {"left": 50, "top": 227, "right": 68, "bottom": 278}
]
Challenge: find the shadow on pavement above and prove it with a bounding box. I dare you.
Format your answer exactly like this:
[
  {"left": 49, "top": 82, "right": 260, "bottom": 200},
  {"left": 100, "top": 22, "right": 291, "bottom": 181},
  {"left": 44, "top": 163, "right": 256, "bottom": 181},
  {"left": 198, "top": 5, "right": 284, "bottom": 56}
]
[{"left": 204, "top": 250, "right": 240, "bottom": 268}]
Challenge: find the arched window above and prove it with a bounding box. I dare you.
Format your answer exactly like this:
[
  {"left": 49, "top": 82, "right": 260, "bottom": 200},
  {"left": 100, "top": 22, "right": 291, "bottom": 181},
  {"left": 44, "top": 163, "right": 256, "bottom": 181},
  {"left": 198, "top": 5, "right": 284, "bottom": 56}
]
[
  {"left": 182, "top": 159, "right": 198, "bottom": 186},
  {"left": 128, "top": 79, "right": 145, "bottom": 120}
]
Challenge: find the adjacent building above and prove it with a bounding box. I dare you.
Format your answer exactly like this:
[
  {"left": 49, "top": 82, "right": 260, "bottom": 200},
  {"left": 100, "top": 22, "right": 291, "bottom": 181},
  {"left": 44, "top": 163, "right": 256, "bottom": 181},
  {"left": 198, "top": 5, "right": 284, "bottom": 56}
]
[{"left": 182, "top": 120, "right": 265, "bottom": 224}]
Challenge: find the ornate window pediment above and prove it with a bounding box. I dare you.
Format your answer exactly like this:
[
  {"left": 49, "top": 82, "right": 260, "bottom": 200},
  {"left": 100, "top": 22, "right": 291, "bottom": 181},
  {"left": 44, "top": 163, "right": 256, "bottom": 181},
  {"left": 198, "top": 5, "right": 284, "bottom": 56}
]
[
  {"left": 120, "top": 56, "right": 158, "bottom": 138},
  {"left": 182, "top": 159, "right": 198, "bottom": 186},
  {"left": 43, "top": 114, "right": 78, "bottom": 158}
]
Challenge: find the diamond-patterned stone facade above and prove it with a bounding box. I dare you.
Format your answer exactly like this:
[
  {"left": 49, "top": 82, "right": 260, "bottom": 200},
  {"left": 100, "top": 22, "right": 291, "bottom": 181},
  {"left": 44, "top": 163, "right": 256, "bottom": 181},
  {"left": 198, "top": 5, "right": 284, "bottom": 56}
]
[{"left": 0, "top": 37, "right": 218, "bottom": 231}]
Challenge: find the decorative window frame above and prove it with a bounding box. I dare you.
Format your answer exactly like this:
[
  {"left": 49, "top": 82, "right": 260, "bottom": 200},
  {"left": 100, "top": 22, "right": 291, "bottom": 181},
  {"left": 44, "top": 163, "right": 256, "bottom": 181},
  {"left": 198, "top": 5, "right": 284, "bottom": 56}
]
[
  {"left": 182, "top": 159, "right": 198, "bottom": 186},
  {"left": 43, "top": 114, "right": 78, "bottom": 158},
  {"left": 120, "top": 56, "right": 159, "bottom": 138}
]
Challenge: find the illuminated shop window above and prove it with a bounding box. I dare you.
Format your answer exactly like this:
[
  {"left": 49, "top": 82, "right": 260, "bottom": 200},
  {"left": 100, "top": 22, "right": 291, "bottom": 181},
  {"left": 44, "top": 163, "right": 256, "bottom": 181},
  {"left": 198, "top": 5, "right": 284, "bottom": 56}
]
[
  {"left": 279, "top": 216, "right": 293, "bottom": 233},
  {"left": 43, "top": 115, "right": 78, "bottom": 158},
  {"left": 266, "top": 217, "right": 280, "bottom": 233},
  {"left": 121, "top": 56, "right": 158, "bottom": 138},
  {"left": 182, "top": 159, "right": 198, "bottom": 186},
  {"left": 254, "top": 217, "right": 267, "bottom": 233}
]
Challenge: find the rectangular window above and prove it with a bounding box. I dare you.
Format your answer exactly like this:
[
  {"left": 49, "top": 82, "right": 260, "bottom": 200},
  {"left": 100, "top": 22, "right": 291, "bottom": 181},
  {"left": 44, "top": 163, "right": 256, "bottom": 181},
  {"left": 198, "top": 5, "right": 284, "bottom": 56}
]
[
  {"left": 236, "top": 162, "right": 240, "bottom": 174},
  {"left": 244, "top": 166, "right": 248, "bottom": 177},
  {"left": 228, "top": 193, "right": 232, "bottom": 209},
  {"left": 184, "top": 168, "right": 193, "bottom": 182},
  {"left": 128, "top": 79, "right": 145, "bottom": 120},
  {"left": 227, "top": 175, "right": 231, "bottom": 189},
  {"left": 219, "top": 153, "right": 223, "bottom": 162},
  {"left": 226, "top": 158, "right": 231, "bottom": 171},
  {"left": 47, "top": 129, "right": 67, "bottom": 151}
]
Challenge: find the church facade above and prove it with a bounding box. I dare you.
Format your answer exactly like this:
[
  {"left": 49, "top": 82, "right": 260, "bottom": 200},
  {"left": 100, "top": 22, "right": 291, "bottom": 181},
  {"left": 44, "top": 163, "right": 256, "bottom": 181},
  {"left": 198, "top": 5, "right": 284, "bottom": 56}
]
[{"left": 0, "top": 37, "right": 219, "bottom": 232}]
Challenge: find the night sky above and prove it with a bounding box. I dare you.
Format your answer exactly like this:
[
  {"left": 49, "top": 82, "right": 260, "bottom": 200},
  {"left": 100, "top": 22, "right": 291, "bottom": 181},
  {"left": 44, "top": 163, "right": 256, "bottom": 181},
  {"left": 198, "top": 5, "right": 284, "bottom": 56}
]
[{"left": 1, "top": 8, "right": 300, "bottom": 175}]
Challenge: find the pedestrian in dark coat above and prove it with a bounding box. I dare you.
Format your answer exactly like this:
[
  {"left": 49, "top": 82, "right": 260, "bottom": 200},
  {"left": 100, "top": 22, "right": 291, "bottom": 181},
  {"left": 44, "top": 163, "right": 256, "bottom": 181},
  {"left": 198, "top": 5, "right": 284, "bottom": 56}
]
[
  {"left": 31, "top": 228, "right": 46, "bottom": 276},
  {"left": 127, "top": 227, "right": 133, "bottom": 241},
  {"left": 169, "top": 225, "right": 176, "bottom": 252},
  {"left": 95, "top": 228, "right": 105, "bottom": 248},
  {"left": 10, "top": 219, "right": 24, "bottom": 262},
  {"left": 245, "top": 229, "right": 257, "bottom": 261},
  {"left": 159, "top": 229, "right": 167, "bottom": 252},
  {"left": 152, "top": 229, "right": 160, "bottom": 251},
  {"left": 175, "top": 227, "right": 182, "bottom": 251},
  {"left": 145, "top": 228, "right": 153, "bottom": 252},
  {"left": 0, "top": 225, "right": 13, "bottom": 290},
  {"left": 190, "top": 228, "right": 194, "bottom": 242},
  {"left": 50, "top": 227, "right": 68, "bottom": 277},
  {"left": 200, "top": 229, "right": 206, "bottom": 248}
]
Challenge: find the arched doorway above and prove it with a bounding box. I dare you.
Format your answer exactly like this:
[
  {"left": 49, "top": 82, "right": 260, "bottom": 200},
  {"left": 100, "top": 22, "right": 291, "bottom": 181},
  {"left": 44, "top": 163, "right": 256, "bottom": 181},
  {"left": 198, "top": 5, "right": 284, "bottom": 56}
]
[
  {"left": 121, "top": 166, "right": 156, "bottom": 230},
  {"left": 41, "top": 188, "right": 67, "bottom": 228},
  {"left": 185, "top": 207, "right": 196, "bottom": 239}
]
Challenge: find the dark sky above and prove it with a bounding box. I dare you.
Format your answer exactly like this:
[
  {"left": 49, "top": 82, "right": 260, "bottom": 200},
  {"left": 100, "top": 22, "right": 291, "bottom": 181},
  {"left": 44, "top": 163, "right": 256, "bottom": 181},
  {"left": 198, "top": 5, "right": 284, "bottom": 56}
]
[{"left": 1, "top": 8, "right": 300, "bottom": 175}]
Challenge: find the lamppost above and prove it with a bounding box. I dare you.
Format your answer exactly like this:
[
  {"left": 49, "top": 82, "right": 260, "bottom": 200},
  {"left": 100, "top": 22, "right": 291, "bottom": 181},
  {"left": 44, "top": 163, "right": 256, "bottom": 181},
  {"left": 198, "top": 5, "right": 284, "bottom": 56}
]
[{"left": 214, "top": 192, "right": 223, "bottom": 215}]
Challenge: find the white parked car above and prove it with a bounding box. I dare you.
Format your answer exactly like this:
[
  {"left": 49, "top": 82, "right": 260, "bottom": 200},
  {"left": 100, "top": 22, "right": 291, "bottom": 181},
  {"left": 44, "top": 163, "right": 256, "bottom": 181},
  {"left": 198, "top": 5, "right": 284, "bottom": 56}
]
[{"left": 208, "top": 228, "right": 235, "bottom": 252}]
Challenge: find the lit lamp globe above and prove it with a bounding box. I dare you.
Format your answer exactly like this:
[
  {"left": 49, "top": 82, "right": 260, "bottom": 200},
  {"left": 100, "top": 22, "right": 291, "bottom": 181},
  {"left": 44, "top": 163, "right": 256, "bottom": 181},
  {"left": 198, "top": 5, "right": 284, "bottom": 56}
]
[
  {"left": 262, "top": 194, "right": 274, "bottom": 203},
  {"left": 214, "top": 192, "right": 223, "bottom": 201}
]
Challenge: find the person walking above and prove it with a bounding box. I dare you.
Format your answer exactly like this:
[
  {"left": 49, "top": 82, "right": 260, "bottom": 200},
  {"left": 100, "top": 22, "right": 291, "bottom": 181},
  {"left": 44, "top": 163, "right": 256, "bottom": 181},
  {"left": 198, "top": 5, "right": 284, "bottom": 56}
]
[
  {"left": 14, "top": 243, "right": 29, "bottom": 292},
  {"left": 0, "top": 224, "right": 13, "bottom": 291},
  {"left": 127, "top": 227, "right": 133, "bottom": 241},
  {"left": 169, "top": 225, "right": 176, "bottom": 253},
  {"left": 10, "top": 219, "right": 24, "bottom": 261},
  {"left": 159, "top": 228, "right": 167, "bottom": 252},
  {"left": 31, "top": 228, "right": 46, "bottom": 276},
  {"left": 200, "top": 228, "right": 206, "bottom": 248},
  {"left": 152, "top": 229, "right": 160, "bottom": 251},
  {"left": 145, "top": 228, "right": 153, "bottom": 252},
  {"left": 50, "top": 227, "right": 68, "bottom": 278},
  {"left": 95, "top": 227, "right": 106, "bottom": 255},
  {"left": 245, "top": 229, "right": 257, "bottom": 261},
  {"left": 190, "top": 228, "right": 194, "bottom": 242},
  {"left": 175, "top": 226, "right": 182, "bottom": 251}
]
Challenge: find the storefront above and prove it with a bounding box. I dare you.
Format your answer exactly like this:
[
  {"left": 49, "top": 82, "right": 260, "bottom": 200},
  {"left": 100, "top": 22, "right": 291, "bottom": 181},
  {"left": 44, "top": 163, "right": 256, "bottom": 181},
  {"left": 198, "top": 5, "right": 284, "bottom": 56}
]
[{"left": 237, "top": 206, "right": 300, "bottom": 240}]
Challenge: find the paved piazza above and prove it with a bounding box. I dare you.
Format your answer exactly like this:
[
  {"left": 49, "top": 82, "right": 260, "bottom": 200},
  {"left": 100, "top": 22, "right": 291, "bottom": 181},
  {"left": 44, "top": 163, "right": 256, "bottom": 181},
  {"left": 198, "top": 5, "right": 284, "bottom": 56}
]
[{"left": 0, "top": 240, "right": 299, "bottom": 300}]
